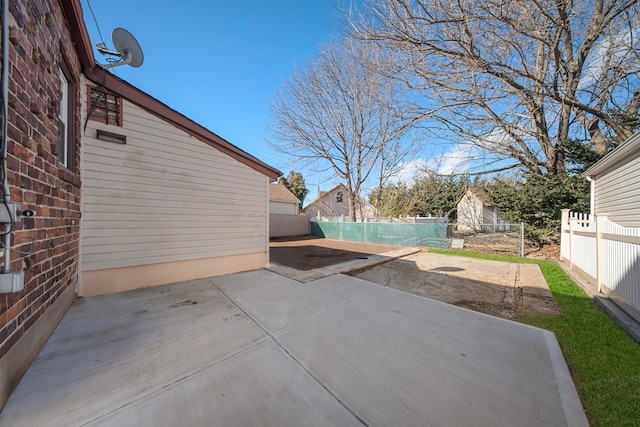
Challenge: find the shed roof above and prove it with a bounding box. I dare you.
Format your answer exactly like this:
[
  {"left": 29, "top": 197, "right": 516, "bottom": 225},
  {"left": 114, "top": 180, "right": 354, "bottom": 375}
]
[
  {"left": 465, "top": 187, "right": 493, "bottom": 207},
  {"left": 270, "top": 184, "right": 301, "bottom": 203}
]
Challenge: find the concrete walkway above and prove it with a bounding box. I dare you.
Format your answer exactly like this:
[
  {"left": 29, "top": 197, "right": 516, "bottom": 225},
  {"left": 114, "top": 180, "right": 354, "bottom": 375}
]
[{"left": 0, "top": 270, "right": 588, "bottom": 426}]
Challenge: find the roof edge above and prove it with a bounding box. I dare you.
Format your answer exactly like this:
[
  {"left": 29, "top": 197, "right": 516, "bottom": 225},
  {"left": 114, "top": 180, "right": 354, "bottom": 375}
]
[
  {"left": 61, "top": 0, "right": 95, "bottom": 68},
  {"left": 583, "top": 131, "right": 640, "bottom": 178},
  {"left": 270, "top": 183, "right": 301, "bottom": 203},
  {"left": 84, "top": 67, "right": 281, "bottom": 180}
]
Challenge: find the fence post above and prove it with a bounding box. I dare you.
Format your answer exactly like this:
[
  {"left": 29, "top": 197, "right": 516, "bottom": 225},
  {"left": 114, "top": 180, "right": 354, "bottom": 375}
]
[
  {"left": 520, "top": 222, "right": 525, "bottom": 257},
  {"left": 560, "top": 209, "right": 569, "bottom": 264},
  {"left": 596, "top": 213, "right": 608, "bottom": 294},
  {"left": 569, "top": 212, "right": 575, "bottom": 269}
]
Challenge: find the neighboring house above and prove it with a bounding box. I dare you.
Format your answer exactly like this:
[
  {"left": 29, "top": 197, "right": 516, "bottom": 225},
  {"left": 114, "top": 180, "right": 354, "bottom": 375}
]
[
  {"left": 456, "top": 187, "right": 502, "bottom": 232},
  {"left": 302, "top": 184, "right": 377, "bottom": 221},
  {"left": 560, "top": 131, "right": 640, "bottom": 332},
  {"left": 0, "top": 0, "right": 280, "bottom": 409},
  {"left": 269, "top": 183, "right": 300, "bottom": 214}
]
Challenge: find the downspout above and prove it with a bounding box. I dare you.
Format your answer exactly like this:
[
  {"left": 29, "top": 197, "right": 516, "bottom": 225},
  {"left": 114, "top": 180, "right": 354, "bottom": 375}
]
[
  {"left": 2, "top": 0, "right": 11, "bottom": 272},
  {"left": 585, "top": 175, "right": 595, "bottom": 216},
  {"left": 0, "top": 0, "right": 25, "bottom": 294}
]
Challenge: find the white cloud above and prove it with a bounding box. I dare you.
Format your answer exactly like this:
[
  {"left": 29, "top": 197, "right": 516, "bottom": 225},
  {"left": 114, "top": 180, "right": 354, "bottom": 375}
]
[
  {"left": 387, "top": 159, "right": 429, "bottom": 184},
  {"left": 427, "top": 144, "right": 478, "bottom": 175},
  {"left": 385, "top": 145, "right": 476, "bottom": 185}
]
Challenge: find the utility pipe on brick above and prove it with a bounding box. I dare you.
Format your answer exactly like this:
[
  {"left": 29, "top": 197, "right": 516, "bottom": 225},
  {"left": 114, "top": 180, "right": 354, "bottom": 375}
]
[{"left": 1, "top": 0, "right": 12, "bottom": 272}]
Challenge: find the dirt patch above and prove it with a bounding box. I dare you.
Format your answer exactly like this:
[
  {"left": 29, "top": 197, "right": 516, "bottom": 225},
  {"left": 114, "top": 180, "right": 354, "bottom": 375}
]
[
  {"left": 454, "top": 300, "right": 518, "bottom": 319},
  {"left": 270, "top": 237, "right": 400, "bottom": 271},
  {"left": 525, "top": 244, "right": 560, "bottom": 260},
  {"left": 269, "top": 237, "right": 560, "bottom": 320},
  {"left": 451, "top": 233, "right": 560, "bottom": 260},
  {"left": 458, "top": 232, "right": 521, "bottom": 256},
  {"left": 354, "top": 252, "right": 561, "bottom": 321}
]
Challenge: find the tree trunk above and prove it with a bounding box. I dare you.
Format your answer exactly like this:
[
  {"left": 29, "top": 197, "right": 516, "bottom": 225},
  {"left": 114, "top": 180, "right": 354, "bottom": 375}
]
[{"left": 348, "top": 193, "right": 357, "bottom": 222}]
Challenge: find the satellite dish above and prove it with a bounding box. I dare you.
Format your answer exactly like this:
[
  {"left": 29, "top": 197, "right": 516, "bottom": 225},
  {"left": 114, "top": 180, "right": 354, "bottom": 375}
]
[{"left": 96, "top": 28, "right": 144, "bottom": 69}]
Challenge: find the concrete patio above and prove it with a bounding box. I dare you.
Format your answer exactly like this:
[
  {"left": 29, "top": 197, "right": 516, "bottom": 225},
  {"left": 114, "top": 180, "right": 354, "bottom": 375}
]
[{"left": 0, "top": 269, "right": 587, "bottom": 426}]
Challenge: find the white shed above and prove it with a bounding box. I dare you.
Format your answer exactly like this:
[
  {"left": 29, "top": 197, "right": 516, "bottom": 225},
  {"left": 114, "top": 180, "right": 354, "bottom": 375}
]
[
  {"left": 456, "top": 188, "right": 501, "bottom": 232},
  {"left": 80, "top": 68, "right": 280, "bottom": 296}
]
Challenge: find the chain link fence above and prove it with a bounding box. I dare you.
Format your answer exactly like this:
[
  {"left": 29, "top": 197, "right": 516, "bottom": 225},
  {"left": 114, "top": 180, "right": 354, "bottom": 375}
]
[{"left": 309, "top": 217, "right": 546, "bottom": 257}]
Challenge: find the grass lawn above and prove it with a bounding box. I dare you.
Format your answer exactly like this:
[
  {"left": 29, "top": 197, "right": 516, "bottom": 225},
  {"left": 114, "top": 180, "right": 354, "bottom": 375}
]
[{"left": 429, "top": 248, "right": 640, "bottom": 427}]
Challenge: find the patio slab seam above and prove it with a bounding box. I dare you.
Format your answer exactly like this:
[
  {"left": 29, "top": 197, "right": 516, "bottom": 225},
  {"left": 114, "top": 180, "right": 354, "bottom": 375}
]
[
  {"left": 208, "top": 276, "right": 369, "bottom": 425},
  {"left": 208, "top": 274, "right": 381, "bottom": 338}
]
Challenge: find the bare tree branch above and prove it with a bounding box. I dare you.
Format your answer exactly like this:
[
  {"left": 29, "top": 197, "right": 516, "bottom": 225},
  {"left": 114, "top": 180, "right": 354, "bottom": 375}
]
[
  {"left": 267, "top": 38, "right": 419, "bottom": 221},
  {"left": 344, "top": 0, "right": 640, "bottom": 177}
]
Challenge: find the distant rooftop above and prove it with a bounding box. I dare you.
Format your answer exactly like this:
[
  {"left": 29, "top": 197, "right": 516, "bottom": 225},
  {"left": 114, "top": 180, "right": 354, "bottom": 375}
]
[{"left": 270, "top": 183, "right": 301, "bottom": 203}]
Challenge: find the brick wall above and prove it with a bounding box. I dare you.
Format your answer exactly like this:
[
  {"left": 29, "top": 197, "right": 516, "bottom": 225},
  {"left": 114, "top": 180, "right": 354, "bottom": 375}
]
[{"left": 0, "top": 0, "right": 81, "bottom": 360}]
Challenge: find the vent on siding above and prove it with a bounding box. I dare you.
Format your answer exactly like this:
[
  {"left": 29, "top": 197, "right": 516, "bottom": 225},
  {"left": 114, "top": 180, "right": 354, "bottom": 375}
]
[{"left": 88, "top": 87, "right": 122, "bottom": 126}]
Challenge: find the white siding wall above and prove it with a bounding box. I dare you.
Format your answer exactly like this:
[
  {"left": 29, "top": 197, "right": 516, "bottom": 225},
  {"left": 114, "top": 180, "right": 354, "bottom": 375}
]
[
  {"left": 270, "top": 214, "right": 309, "bottom": 237},
  {"left": 594, "top": 155, "right": 640, "bottom": 227},
  {"left": 81, "top": 98, "right": 268, "bottom": 272},
  {"left": 270, "top": 200, "right": 298, "bottom": 215},
  {"left": 457, "top": 193, "right": 483, "bottom": 231}
]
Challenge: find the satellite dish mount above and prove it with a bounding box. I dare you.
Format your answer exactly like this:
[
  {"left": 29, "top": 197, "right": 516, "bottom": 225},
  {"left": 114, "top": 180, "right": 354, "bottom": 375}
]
[{"left": 97, "top": 28, "right": 144, "bottom": 69}]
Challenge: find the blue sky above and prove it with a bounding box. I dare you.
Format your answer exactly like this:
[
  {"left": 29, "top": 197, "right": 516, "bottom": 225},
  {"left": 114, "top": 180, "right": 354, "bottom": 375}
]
[{"left": 81, "top": 0, "right": 354, "bottom": 193}]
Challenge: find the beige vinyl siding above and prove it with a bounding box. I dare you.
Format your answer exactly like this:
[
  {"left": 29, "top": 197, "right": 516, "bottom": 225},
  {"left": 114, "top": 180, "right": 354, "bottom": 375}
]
[
  {"left": 270, "top": 200, "right": 297, "bottom": 215},
  {"left": 82, "top": 97, "right": 268, "bottom": 272},
  {"left": 594, "top": 155, "right": 640, "bottom": 227}
]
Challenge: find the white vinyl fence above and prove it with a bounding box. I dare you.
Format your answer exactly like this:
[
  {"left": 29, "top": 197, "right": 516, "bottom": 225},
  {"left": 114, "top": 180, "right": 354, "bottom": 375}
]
[{"left": 561, "top": 209, "right": 640, "bottom": 316}]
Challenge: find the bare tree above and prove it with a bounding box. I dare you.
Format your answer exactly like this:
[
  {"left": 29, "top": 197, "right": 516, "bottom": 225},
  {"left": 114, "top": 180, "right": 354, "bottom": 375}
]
[
  {"left": 268, "top": 38, "right": 418, "bottom": 221},
  {"left": 346, "top": 0, "right": 640, "bottom": 177}
]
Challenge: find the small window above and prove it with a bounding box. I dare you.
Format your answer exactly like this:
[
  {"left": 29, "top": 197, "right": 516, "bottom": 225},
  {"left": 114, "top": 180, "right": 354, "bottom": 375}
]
[
  {"left": 88, "top": 87, "right": 122, "bottom": 126},
  {"left": 336, "top": 191, "right": 343, "bottom": 203},
  {"left": 58, "top": 67, "right": 71, "bottom": 167}
]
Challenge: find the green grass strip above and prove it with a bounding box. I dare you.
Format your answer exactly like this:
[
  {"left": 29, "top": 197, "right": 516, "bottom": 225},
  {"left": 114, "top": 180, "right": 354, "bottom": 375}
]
[{"left": 429, "top": 248, "right": 640, "bottom": 427}]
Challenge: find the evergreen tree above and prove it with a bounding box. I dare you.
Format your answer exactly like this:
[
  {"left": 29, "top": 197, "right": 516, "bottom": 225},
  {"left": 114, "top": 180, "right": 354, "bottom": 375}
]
[{"left": 278, "top": 171, "right": 309, "bottom": 205}]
